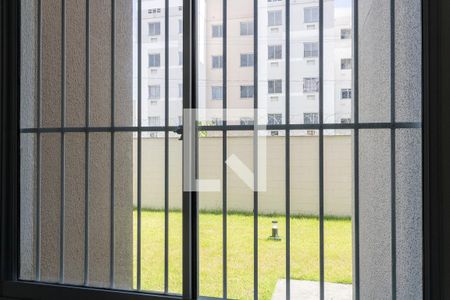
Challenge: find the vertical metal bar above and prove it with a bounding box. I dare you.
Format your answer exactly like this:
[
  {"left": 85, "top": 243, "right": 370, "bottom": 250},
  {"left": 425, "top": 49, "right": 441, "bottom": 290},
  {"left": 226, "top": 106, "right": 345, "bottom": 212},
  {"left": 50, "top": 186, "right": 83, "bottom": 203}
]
[
  {"left": 182, "top": 0, "right": 197, "bottom": 297},
  {"left": 109, "top": 0, "right": 115, "bottom": 289},
  {"left": 253, "top": 0, "right": 258, "bottom": 298},
  {"left": 35, "top": 0, "right": 42, "bottom": 282},
  {"left": 319, "top": 0, "right": 324, "bottom": 299},
  {"left": 59, "top": 0, "right": 66, "bottom": 284},
  {"left": 285, "top": 0, "right": 290, "bottom": 298},
  {"left": 137, "top": 0, "right": 142, "bottom": 291},
  {"left": 84, "top": 0, "right": 90, "bottom": 286},
  {"left": 352, "top": 0, "right": 360, "bottom": 298},
  {"left": 222, "top": 0, "right": 227, "bottom": 297},
  {"left": 390, "top": 0, "right": 396, "bottom": 298},
  {"left": 164, "top": 0, "right": 169, "bottom": 292}
]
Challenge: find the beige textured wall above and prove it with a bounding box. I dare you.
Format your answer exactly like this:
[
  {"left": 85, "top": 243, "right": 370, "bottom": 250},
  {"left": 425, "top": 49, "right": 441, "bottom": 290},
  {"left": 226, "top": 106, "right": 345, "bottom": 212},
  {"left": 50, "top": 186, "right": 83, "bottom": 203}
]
[
  {"left": 136, "top": 135, "right": 352, "bottom": 217},
  {"left": 20, "top": 0, "right": 133, "bottom": 288}
]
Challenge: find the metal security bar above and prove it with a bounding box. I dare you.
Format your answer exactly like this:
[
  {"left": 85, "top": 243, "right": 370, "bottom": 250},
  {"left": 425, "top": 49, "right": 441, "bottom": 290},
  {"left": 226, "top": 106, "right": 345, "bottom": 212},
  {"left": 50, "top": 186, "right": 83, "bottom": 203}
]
[{"left": 16, "top": 0, "right": 421, "bottom": 299}]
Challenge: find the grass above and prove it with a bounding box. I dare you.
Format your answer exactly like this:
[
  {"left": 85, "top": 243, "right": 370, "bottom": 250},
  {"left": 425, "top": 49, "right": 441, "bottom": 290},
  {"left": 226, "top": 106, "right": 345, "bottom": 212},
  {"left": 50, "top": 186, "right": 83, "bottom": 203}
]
[{"left": 133, "top": 210, "right": 352, "bottom": 300}]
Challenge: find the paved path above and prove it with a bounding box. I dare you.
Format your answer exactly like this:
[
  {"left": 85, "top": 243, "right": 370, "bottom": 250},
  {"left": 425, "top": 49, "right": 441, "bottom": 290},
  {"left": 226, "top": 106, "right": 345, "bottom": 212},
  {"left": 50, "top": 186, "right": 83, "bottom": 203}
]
[{"left": 271, "top": 279, "right": 352, "bottom": 300}]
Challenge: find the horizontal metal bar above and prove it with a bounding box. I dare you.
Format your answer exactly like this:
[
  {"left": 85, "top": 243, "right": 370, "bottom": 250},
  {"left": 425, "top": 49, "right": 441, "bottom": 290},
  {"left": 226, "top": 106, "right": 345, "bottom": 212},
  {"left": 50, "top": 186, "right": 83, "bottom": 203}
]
[
  {"left": 20, "top": 122, "right": 422, "bottom": 134},
  {"left": 1, "top": 281, "right": 181, "bottom": 300}
]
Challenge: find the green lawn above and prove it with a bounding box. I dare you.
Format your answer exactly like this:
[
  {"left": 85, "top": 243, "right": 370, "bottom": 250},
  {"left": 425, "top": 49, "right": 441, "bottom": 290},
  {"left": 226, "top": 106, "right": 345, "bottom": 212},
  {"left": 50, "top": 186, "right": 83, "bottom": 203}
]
[{"left": 134, "top": 210, "right": 352, "bottom": 300}]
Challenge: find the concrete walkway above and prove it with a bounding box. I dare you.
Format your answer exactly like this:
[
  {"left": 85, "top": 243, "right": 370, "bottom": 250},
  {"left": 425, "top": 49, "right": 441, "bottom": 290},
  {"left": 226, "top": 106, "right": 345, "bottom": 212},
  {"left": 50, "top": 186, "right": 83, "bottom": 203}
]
[{"left": 271, "top": 279, "right": 352, "bottom": 300}]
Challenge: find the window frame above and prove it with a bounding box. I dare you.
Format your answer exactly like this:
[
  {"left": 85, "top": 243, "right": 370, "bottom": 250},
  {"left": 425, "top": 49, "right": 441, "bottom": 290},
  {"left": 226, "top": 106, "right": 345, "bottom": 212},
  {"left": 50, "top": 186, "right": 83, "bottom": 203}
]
[
  {"left": 0, "top": 0, "right": 437, "bottom": 299},
  {"left": 240, "top": 53, "right": 254, "bottom": 67},
  {"left": 268, "top": 10, "right": 282, "bottom": 27},
  {"left": 211, "top": 55, "right": 223, "bottom": 69}
]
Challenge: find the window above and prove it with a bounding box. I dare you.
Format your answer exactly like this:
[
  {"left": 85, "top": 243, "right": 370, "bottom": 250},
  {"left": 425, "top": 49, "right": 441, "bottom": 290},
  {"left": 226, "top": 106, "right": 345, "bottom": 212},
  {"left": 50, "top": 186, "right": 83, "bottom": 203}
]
[
  {"left": 179, "top": 51, "right": 183, "bottom": 65},
  {"left": 341, "top": 28, "right": 351, "bottom": 39},
  {"left": 303, "top": 77, "right": 319, "bottom": 92},
  {"left": 240, "top": 117, "right": 254, "bottom": 125},
  {"left": 240, "top": 21, "right": 254, "bottom": 35},
  {"left": 304, "top": 42, "right": 319, "bottom": 58},
  {"left": 340, "top": 118, "right": 352, "bottom": 124},
  {"left": 212, "top": 24, "right": 223, "bottom": 38},
  {"left": 268, "top": 0, "right": 282, "bottom": 2},
  {"left": 341, "top": 88, "right": 352, "bottom": 99},
  {"left": 341, "top": 58, "right": 352, "bottom": 70},
  {"left": 268, "top": 79, "right": 282, "bottom": 94},
  {"left": 148, "top": 22, "right": 161, "bottom": 36},
  {"left": 304, "top": 7, "right": 319, "bottom": 23},
  {"left": 148, "top": 53, "right": 160, "bottom": 67},
  {"left": 212, "top": 55, "right": 223, "bottom": 69},
  {"left": 179, "top": 19, "right": 183, "bottom": 34},
  {"left": 240, "top": 85, "right": 254, "bottom": 98},
  {"left": 148, "top": 8, "right": 161, "bottom": 14},
  {"left": 148, "top": 116, "right": 161, "bottom": 126},
  {"left": 268, "top": 10, "right": 282, "bottom": 26},
  {"left": 240, "top": 53, "right": 254, "bottom": 67},
  {"left": 178, "top": 83, "right": 183, "bottom": 97},
  {"left": 211, "top": 86, "right": 223, "bottom": 100},
  {"left": 148, "top": 85, "right": 160, "bottom": 99},
  {"left": 304, "top": 112, "right": 319, "bottom": 124},
  {"left": 268, "top": 45, "right": 282, "bottom": 60},
  {"left": 268, "top": 113, "right": 282, "bottom": 125}
]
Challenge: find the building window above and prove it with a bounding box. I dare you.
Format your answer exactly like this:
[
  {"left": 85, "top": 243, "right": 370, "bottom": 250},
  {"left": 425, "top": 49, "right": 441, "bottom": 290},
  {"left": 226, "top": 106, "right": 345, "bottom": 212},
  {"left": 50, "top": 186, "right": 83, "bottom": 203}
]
[
  {"left": 341, "top": 88, "right": 352, "bottom": 99},
  {"left": 304, "top": 7, "right": 319, "bottom": 23},
  {"left": 212, "top": 55, "right": 223, "bottom": 69},
  {"left": 304, "top": 112, "right": 319, "bottom": 124},
  {"left": 341, "top": 28, "right": 351, "bottom": 39},
  {"left": 268, "top": 0, "right": 282, "bottom": 2},
  {"left": 268, "top": 79, "right": 282, "bottom": 94},
  {"left": 178, "top": 19, "right": 183, "bottom": 34},
  {"left": 211, "top": 86, "right": 223, "bottom": 100},
  {"left": 268, "top": 113, "right": 282, "bottom": 125},
  {"left": 148, "top": 8, "right": 161, "bottom": 14},
  {"left": 240, "top": 53, "right": 254, "bottom": 67},
  {"left": 148, "top": 116, "right": 161, "bottom": 126},
  {"left": 304, "top": 42, "right": 319, "bottom": 58},
  {"left": 341, "top": 58, "right": 352, "bottom": 70},
  {"left": 148, "top": 85, "right": 160, "bottom": 99},
  {"left": 303, "top": 77, "right": 319, "bottom": 92},
  {"left": 240, "top": 117, "right": 254, "bottom": 125},
  {"left": 178, "top": 83, "right": 183, "bottom": 97},
  {"left": 148, "top": 53, "right": 160, "bottom": 67},
  {"left": 148, "top": 22, "right": 161, "bottom": 36},
  {"left": 341, "top": 118, "right": 352, "bottom": 124},
  {"left": 212, "top": 24, "right": 223, "bottom": 38},
  {"left": 268, "top": 10, "right": 282, "bottom": 27},
  {"left": 178, "top": 51, "right": 183, "bottom": 65},
  {"left": 268, "top": 45, "right": 282, "bottom": 60},
  {"left": 240, "top": 21, "right": 254, "bottom": 35},
  {"left": 240, "top": 85, "right": 254, "bottom": 98}
]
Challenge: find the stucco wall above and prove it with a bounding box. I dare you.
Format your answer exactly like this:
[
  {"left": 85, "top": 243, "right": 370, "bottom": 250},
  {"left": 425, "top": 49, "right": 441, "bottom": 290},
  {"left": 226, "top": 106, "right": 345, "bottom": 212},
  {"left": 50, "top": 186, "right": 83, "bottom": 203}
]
[
  {"left": 136, "top": 135, "right": 352, "bottom": 217},
  {"left": 20, "top": 0, "right": 134, "bottom": 289},
  {"left": 358, "top": 0, "right": 422, "bottom": 298}
]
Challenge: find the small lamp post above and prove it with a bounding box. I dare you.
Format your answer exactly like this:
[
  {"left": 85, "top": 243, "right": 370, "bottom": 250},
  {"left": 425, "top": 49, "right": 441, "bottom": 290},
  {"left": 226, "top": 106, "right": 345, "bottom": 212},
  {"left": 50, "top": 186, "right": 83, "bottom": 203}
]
[{"left": 269, "top": 220, "right": 281, "bottom": 241}]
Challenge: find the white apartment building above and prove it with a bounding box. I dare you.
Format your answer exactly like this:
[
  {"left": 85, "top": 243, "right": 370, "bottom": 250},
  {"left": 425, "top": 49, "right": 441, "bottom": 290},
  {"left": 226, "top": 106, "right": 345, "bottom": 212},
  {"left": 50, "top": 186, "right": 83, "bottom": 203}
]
[{"left": 137, "top": 0, "right": 352, "bottom": 132}]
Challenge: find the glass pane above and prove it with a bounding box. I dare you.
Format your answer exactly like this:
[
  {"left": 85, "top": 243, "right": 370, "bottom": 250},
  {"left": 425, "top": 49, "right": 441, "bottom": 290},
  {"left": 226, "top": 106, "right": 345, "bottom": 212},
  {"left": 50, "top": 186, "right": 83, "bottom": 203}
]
[
  {"left": 358, "top": 1, "right": 390, "bottom": 123},
  {"left": 258, "top": 131, "right": 286, "bottom": 300},
  {"left": 20, "top": 133, "right": 37, "bottom": 280},
  {"left": 324, "top": 129, "right": 352, "bottom": 299},
  {"left": 289, "top": 130, "right": 320, "bottom": 298},
  {"left": 323, "top": 1, "right": 352, "bottom": 124},
  {"left": 140, "top": 131, "right": 165, "bottom": 292},
  {"left": 227, "top": 130, "right": 254, "bottom": 299},
  {"left": 359, "top": 129, "right": 392, "bottom": 298},
  {"left": 198, "top": 131, "right": 223, "bottom": 298},
  {"left": 257, "top": 0, "right": 286, "bottom": 124},
  {"left": 395, "top": 128, "right": 422, "bottom": 298},
  {"left": 289, "top": 0, "right": 320, "bottom": 125}
]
